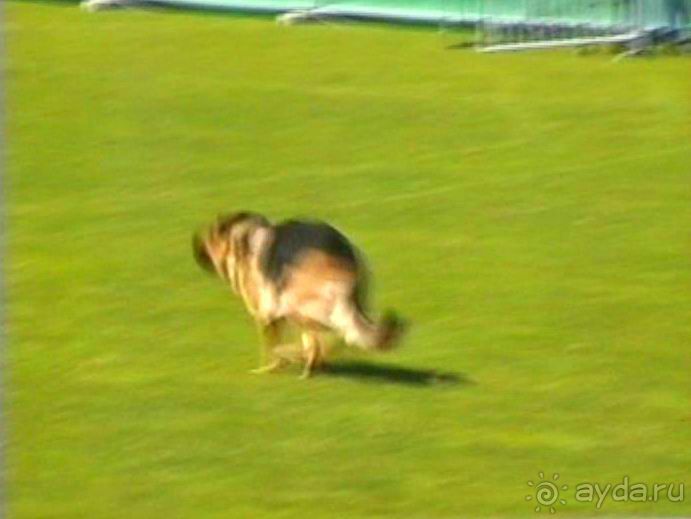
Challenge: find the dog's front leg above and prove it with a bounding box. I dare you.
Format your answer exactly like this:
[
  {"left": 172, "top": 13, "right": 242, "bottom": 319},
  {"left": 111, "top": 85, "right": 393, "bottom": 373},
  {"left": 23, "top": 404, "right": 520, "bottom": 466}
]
[{"left": 250, "top": 319, "right": 286, "bottom": 374}]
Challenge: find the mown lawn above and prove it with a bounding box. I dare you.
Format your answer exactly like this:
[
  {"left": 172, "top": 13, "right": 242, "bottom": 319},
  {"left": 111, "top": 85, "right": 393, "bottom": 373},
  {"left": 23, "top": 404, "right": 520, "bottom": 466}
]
[{"left": 5, "top": 2, "right": 691, "bottom": 517}]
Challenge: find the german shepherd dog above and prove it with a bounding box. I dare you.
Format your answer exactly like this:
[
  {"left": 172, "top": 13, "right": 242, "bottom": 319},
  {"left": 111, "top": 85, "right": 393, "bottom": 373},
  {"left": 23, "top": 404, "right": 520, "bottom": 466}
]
[{"left": 193, "top": 212, "right": 405, "bottom": 378}]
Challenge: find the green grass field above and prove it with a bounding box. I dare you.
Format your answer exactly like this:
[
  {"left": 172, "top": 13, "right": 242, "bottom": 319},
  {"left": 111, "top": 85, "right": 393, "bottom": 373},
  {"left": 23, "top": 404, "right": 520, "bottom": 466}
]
[{"left": 5, "top": 2, "right": 691, "bottom": 517}]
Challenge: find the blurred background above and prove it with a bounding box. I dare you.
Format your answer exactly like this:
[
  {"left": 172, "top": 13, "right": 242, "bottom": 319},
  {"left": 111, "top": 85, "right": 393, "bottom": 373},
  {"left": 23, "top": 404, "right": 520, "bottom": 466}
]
[{"left": 4, "top": 0, "right": 690, "bottom": 517}]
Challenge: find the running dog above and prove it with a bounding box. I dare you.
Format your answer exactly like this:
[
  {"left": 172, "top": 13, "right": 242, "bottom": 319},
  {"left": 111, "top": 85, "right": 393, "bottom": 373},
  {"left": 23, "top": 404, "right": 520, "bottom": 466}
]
[{"left": 193, "top": 212, "right": 405, "bottom": 378}]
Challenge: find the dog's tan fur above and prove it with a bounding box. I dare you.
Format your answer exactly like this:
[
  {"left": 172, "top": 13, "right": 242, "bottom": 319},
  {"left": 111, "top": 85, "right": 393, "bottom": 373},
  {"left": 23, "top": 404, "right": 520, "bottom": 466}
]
[{"left": 193, "top": 212, "right": 404, "bottom": 377}]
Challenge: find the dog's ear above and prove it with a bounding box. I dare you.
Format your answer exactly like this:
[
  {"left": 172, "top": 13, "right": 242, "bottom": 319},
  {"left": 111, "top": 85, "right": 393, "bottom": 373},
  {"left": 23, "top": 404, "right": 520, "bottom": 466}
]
[
  {"left": 248, "top": 226, "right": 272, "bottom": 256},
  {"left": 235, "top": 232, "right": 251, "bottom": 262},
  {"left": 216, "top": 213, "right": 235, "bottom": 235},
  {"left": 234, "top": 223, "right": 272, "bottom": 261},
  {"left": 216, "top": 211, "right": 256, "bottom": 235}
]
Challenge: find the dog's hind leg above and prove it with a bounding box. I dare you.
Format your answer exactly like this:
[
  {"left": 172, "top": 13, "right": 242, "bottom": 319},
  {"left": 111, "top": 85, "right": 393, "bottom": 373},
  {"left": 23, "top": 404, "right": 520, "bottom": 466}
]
[
  {"left": 251, "top": 319, "right": 287, "bottom": 374},
  {"left": 299, "top": 331, "right": 322, "bottom": 379}
]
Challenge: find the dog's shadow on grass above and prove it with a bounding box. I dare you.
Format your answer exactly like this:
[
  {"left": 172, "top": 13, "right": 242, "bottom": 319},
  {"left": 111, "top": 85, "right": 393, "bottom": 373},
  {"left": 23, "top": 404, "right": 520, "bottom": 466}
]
[{"left": 320, "top": 360, "right": 472, "bottom": 388}]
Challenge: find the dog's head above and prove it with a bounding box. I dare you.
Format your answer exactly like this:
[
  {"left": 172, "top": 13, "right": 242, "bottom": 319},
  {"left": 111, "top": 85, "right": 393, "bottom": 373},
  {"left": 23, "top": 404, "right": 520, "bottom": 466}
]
[{"left": 193, "top": 211, "right": 270, "bottom": 288}]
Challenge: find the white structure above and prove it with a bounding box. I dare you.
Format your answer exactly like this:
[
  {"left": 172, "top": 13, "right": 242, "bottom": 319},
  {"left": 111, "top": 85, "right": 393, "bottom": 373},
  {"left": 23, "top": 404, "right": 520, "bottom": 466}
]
[
  {"left": 474, "top": 0, "right": 677, "bottom": 53},
  {"left": 80, "top": 0, "right": 134, "bottom": 12}
]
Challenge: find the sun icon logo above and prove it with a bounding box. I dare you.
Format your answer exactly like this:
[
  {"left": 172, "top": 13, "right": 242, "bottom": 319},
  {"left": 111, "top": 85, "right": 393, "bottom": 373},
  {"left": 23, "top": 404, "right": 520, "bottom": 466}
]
[{"left": 526, "top": 472, "right": 568, "bottom": 514}]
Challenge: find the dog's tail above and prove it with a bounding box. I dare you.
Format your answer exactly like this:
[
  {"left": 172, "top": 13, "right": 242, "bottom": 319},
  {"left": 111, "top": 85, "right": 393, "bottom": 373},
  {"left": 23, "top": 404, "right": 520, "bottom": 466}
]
[{"left": 333, "top": 302, "right": 407, "bottom": 352}]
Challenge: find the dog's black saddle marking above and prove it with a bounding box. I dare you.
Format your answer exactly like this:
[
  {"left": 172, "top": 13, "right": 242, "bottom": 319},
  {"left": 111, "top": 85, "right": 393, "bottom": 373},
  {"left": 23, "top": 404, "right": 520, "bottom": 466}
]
[{"left": 261, "top": 220, "right": 358, "bottom": 285}]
